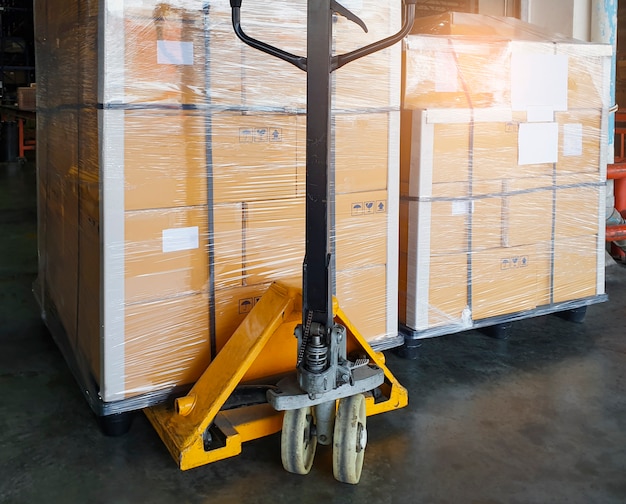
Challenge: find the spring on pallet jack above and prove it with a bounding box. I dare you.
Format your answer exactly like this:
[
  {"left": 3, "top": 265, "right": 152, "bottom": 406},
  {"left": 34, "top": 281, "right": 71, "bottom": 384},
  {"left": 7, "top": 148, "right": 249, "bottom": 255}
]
[{"left": 305, "top": 334, "right": 329, "bottom": 373}]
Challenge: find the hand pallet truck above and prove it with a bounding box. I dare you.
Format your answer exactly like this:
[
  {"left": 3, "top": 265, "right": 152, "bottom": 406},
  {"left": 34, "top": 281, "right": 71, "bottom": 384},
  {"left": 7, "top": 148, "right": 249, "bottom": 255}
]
[{"left": 145, "top": 0, "right": 416, "bottom": 484}]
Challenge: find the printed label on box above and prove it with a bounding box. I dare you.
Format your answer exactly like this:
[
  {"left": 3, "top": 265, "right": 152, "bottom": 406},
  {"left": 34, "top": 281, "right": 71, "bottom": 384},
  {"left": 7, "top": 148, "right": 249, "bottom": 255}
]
[
  {"left": 352, "top": 202, "right": 364, "bottom": 215},
  {"left": 239, "top": 127, "right": 282, "bottom": 143},
  {"left": 518, "top": 122, "right": 559, "bottom": 165},
  {"left": 352, "top": 200, "right": 386, "bottom": 216},
  {"left": 162, "top": 226, "right": 199, "bottom": 253},
  {"left": 500, "top": 255, "right": 529, "bottom": 270},
  {"left": 451, "top": 200, "right": 472, "bottom": 216},
  {"left": 269, "top": 128, "right": 283, "bottom": 142},
  {"left": 563, "top": 123, "right": 583, "bottom": 157},
  {"left": 239, "top": 296, "right": 262, "bottom": 314},
  {"left": 239, "top": 298, "right": 253, "bottom": 314},
  {"left": 157, "top": 40, "right": 194, "bottom": 65}
]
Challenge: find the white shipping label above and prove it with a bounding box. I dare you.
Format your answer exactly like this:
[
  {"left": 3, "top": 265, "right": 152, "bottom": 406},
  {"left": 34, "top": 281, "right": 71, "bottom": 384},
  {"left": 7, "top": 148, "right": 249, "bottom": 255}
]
[
  {"left": 451, "top": 200, "right": 472, "bottom": 216},
  {"left": 563, "top": 123, "right": 583, "bottom": 157},
  {"left": 511, "top": 53, "right": 568, "bottom": 112},
  {"left": 162, "top": 226, "right": 199, "bottom": 253},
  {"left": 518, "top": 122, "right": 559, "bottom": 166},
  {"left": 157, "top": 40, "right": 194, "bottom": 65}
]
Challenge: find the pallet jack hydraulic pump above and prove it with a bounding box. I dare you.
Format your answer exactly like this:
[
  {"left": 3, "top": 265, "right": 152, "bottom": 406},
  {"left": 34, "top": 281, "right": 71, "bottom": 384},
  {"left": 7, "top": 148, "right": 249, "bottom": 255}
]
[{"left": 146, "top": 0, "right": 416, "bottom": 484}]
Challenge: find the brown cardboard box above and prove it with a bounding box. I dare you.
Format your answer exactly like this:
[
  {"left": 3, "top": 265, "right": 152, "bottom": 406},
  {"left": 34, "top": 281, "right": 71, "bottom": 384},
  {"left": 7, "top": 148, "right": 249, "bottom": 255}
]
[
  {"left": 554, "top": 185, "right": 601, "bottom": 239},
  {"left": 471, "top": 244, "right": 540, "bottom": 320},
  {"left": 403, "top": 36, "right": 510, "bottom": 110},
  {"left": 213, "top": 203, "right": 245, "bottom": 290},
  {"left": 335, "top": 113, "right": 391, "bottom": 193},
  {"left": 553, "top": 235, "right": 600, "bottom": 303},
  {"left": 415, "top": 199, "right": 470, "bottom": 255},
  {"left": 335, "top": 190, "right": 389, "bottom": 269},
  {"left": 502, "top": 177, "right": 554, "bottom": 248},
  {"left": 123, "top": 5, "right": 210, "bottom": 105},
  {"left": 400, "top": 109, "right": 471, "bottom": 197},
  {"left": 124, "top": 206, "right": 209, "bottom": 303},
  {"left": 244, "top": 198, "right": 305, "bottom": 286},
  {"left": 557, "top": 42, "right": 612, "bottom": 110},
  {"left": 334, "top": 1, "right": 400, "bottom": 110},
  {"left": 472, "top": 178, "right": 554, "bottom": 251},
  {"left": 336, "top": 265, "right": 388, "bottom": 343},
  {"left": 124, "top": 293, "right": 211, "bottom": 397},
  {"left": 471, "top": 180, "right": 505, "bottom": 251},
  {"left": 556, "top": 109, "right": 604, "bottom": 175},
  {"left": 211, "top": 112, "right": 303, "bottom": 204},
  {"left": 407, "top": 253, "right": 469, "bottom": 330},
  {"left": 77, "top": 210, "right": 101, "bottom": 381},
  {"left": 124, "top": 111, "right": 207, "bottom": 211}
]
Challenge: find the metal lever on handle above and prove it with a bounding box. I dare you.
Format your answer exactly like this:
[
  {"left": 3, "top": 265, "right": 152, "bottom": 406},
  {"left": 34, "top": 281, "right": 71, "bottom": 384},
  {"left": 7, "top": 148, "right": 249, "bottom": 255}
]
[
  {"left": 230, "top": 0, "right": 307, "bottom": 70},
  {"left": 230, "top": 0, "right": 417, "bottom": 73}
]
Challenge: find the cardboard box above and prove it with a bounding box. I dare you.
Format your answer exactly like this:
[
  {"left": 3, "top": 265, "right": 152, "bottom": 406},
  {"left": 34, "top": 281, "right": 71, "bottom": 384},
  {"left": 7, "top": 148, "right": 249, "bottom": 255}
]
[
  {"left": 403, "top": 35, "right": 510, "bottom": 110},
  {"left": 556, "top": 109, "right": 604, "bottom": 176},
  {"left": 335, "top": 190, "right": 389, "bottom": 269},
  {"left": 124, "top": 206, "right": 209, "bottom": 303},
  {"left": 557, "top": 42, "right": 612, "bottom": 110},
  {"left": 471, "top": 244, "right": 540, "bottom": 320},
  {"left": 336, "top": 265, "right": 390, "bottom": 344},
  {"left": 404, "top": 15, "right": 612, "bottom": 116},
  {"left": 244, "top": 198, "right": 305, "bottom": 286},
  {"left": 553, "top": 235, "right": 601, "bottom": 303},
  {"left": 333, "top": 1, "right": 401, "bottom": 110},
  {"left": 400, "top": 109, "right": 471, "bottom": 197},
  {"left": 334, "top": 112, "right": 393, "bottom": 193},
  {"left": 404, "top": 252, "right": 469, "bottom": 331},
  {"left": 124, "top": 293, "right": 211, "bottom": 397},
  {"left": 122, "top": 4, "right": 214, "bottom": 106},
  {"left": 211, "top": 112, "right": 303, "bottom": 204},
  {"left": 123, "top": 111, "right": 207, "bottom": 211},
  {"left": 403, "top": 198, "right": 470, "bottom": 256},
  {"left": 502, "top": 177, "right": 554, "bottom": 247},
  {"left": 554, "top": 184, "right": 602, "bottom": 239},
  {"left": 471, "top": 177, "right": 554, "bottom": 251}
]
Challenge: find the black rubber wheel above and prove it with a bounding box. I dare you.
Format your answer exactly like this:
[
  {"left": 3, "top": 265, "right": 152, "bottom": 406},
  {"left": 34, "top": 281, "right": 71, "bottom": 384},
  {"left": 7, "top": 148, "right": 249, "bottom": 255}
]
[
  {"left": 564, "top": 306, "right": 587, "bottom": 324},
  {"left": 96, "top": 411, "right": 135, "bottom": 437},
  {"left": 394, "top": 341, "right": 422, "bottom": 360},
  {"left": 481, "top": 322, "right": 512, "bottom": 340}
]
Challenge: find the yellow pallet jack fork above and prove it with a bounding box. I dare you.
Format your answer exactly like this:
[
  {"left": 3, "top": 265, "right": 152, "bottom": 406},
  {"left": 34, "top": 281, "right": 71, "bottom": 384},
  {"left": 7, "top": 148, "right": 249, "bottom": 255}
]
[{"left": 146, "top": 0, "right": 417, "bottom": 484}]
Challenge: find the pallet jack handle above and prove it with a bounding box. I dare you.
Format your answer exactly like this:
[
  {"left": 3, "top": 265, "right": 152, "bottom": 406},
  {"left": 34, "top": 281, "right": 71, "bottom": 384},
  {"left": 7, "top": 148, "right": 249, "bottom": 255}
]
[{"left": 230, "top": 0, "right": 417, "bottom": 73}]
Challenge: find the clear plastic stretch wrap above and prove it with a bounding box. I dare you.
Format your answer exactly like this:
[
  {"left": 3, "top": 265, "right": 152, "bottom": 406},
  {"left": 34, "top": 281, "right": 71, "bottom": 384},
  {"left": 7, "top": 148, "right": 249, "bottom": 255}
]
[
  {"left": 34, "top": 0, "right": 402, "bottom": 414},
  {"left": 399, "top": 12, "right": 611, "bottom": 339}
]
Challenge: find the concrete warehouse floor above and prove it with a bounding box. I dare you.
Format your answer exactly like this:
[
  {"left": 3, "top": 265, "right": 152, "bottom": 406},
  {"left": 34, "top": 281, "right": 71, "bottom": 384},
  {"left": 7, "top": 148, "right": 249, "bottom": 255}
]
[{"left": 1, "top": 159, "right": 626, "bottom": 504}]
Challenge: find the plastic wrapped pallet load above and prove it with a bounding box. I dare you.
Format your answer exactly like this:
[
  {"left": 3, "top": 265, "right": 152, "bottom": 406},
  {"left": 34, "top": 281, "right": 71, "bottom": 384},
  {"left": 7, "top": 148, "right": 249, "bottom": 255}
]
[
  {"left": 399, "top": 12, "right": 611, "bottom": 339},
  {"left": 34, "top": 0, "right": 402, "bottom": 415}
]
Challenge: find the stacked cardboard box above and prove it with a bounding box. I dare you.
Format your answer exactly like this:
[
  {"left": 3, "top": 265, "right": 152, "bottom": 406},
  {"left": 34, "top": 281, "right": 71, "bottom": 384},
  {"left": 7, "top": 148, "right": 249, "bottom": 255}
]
[
  {"left": 35, "top": 0, "right": 402, "bottom": 408},
  {"left": 399, "top": 13, "right": 610, "bottom": 337}
]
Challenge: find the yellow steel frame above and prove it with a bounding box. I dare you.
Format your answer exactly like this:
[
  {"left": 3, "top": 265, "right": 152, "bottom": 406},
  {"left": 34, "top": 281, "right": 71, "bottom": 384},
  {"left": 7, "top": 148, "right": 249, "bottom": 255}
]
[{"left": 145, "top": 281, "right": 408, "bottom": 470}]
